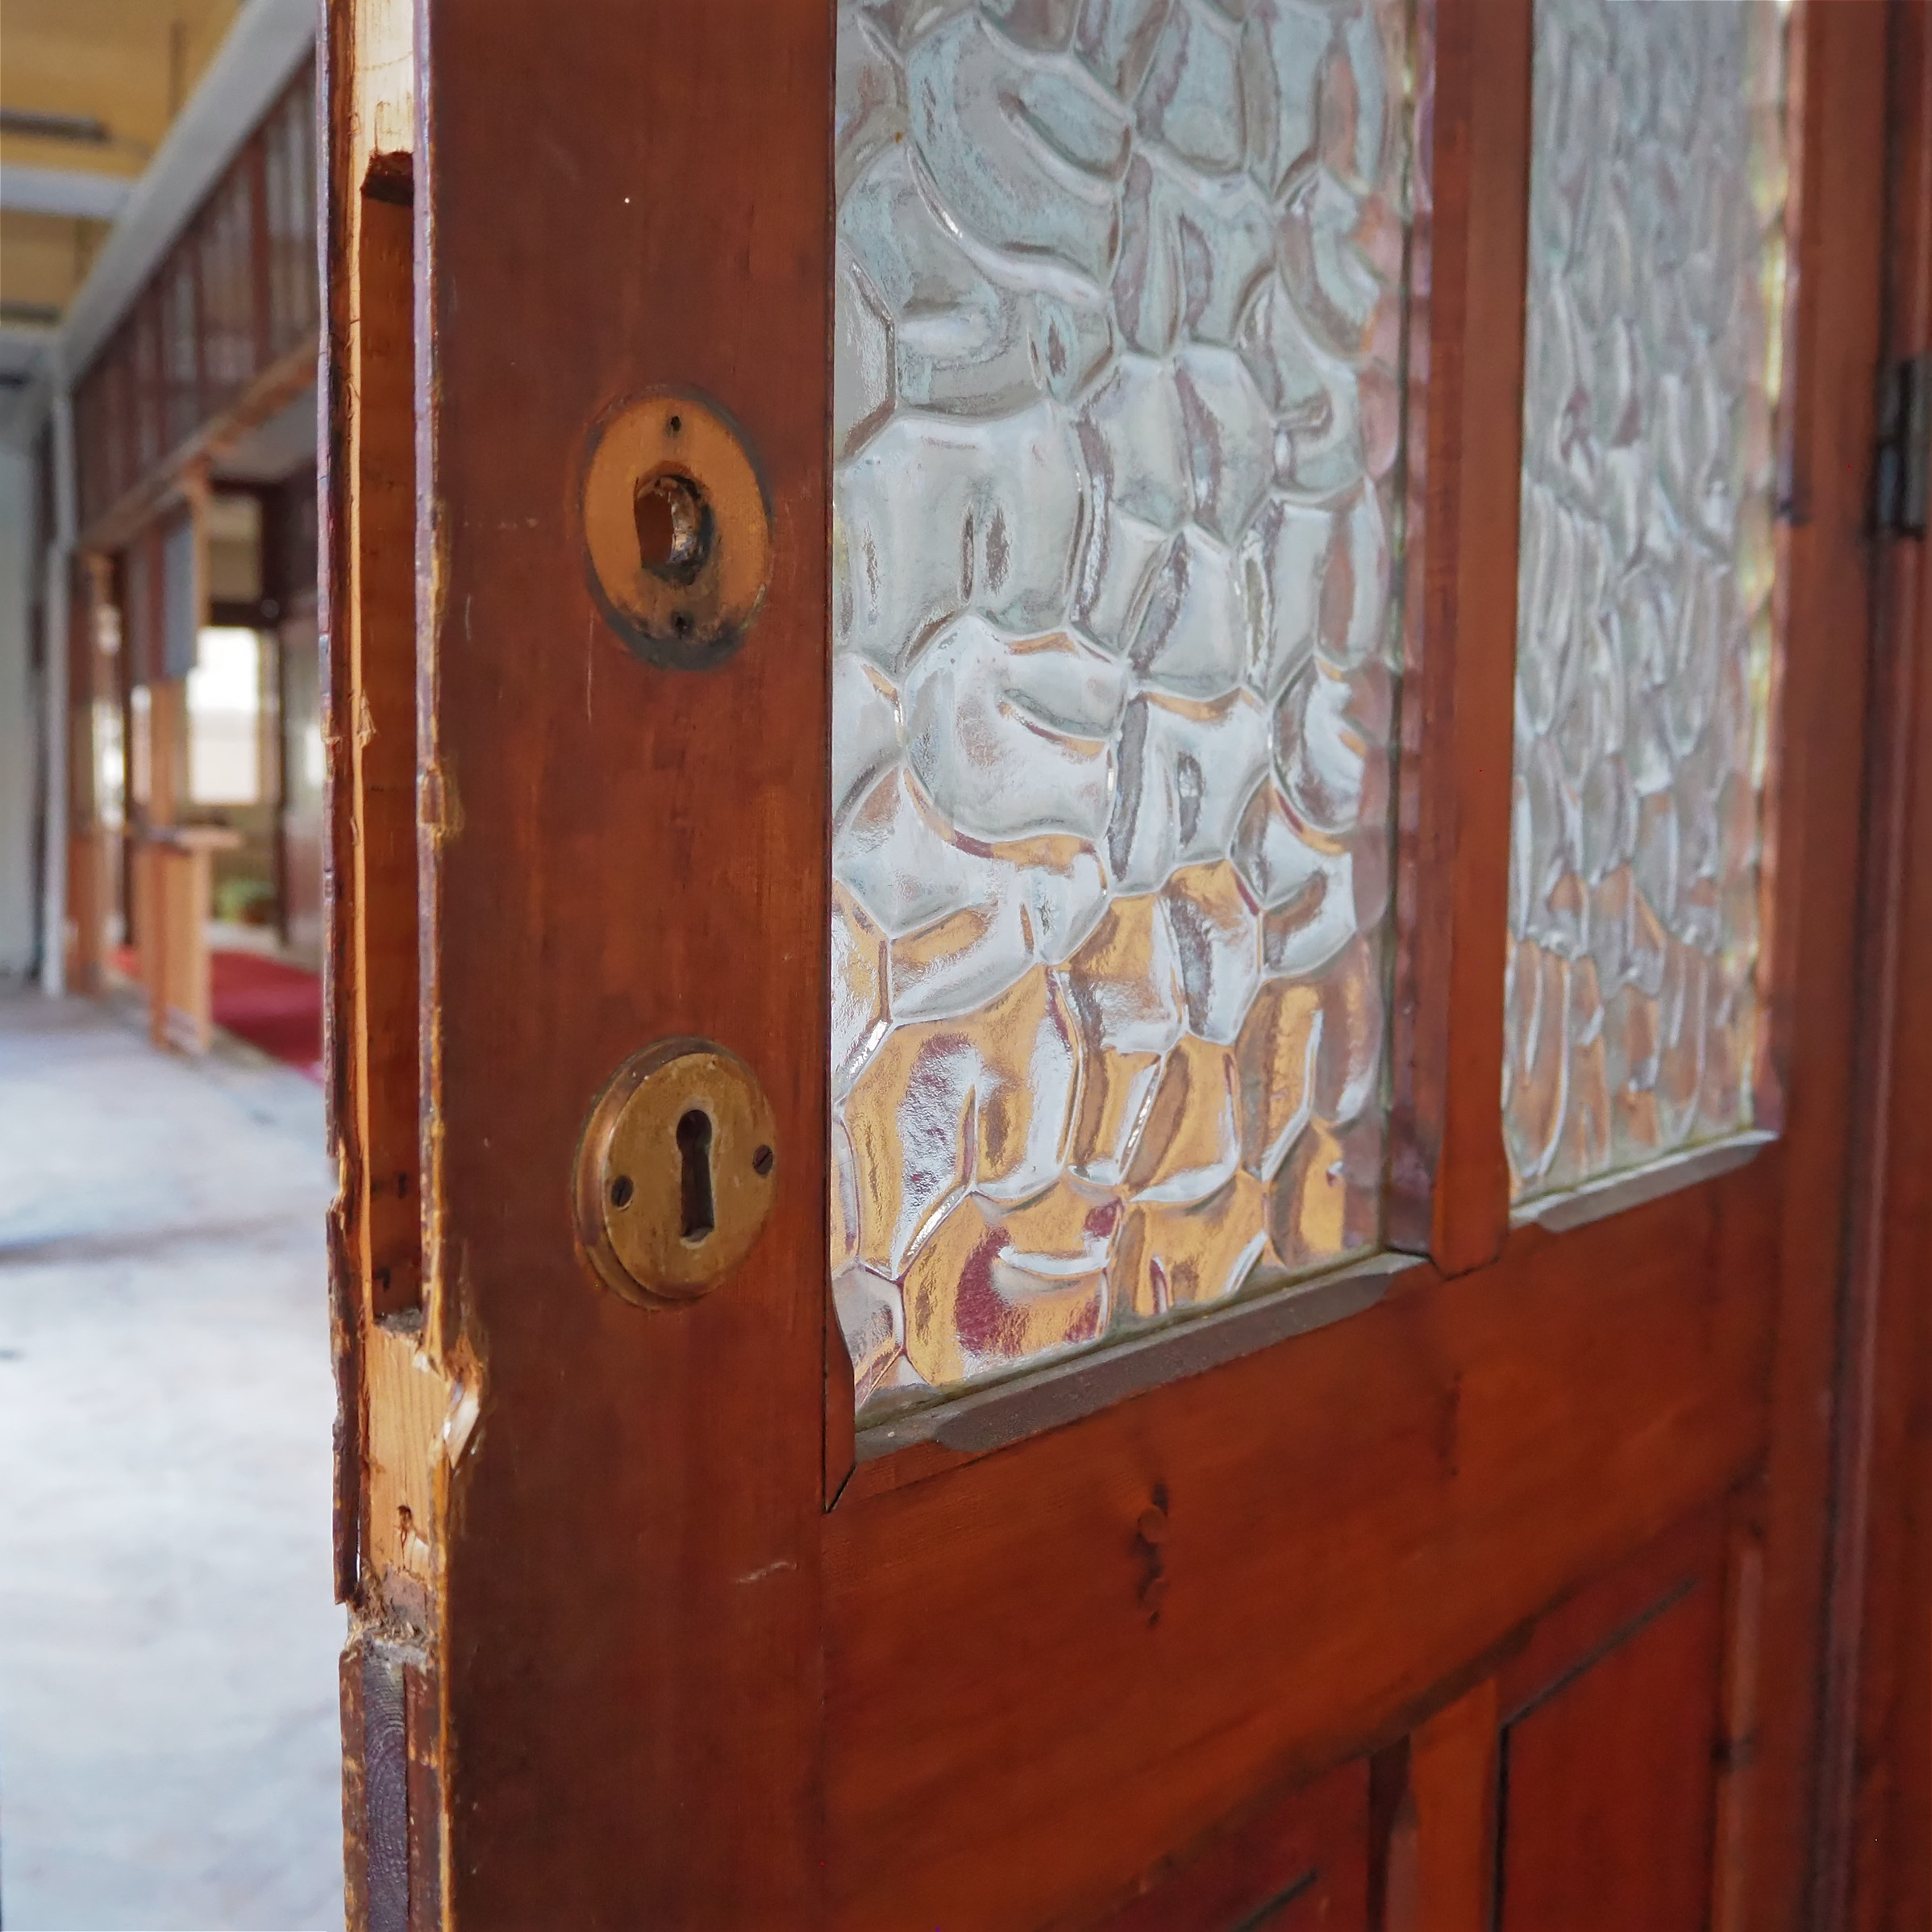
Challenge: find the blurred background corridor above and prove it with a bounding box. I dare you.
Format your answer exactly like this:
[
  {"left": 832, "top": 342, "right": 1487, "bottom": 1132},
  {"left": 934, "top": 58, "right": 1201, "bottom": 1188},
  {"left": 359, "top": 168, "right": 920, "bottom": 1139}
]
[
  {"left": 0, "top": 989, "right": 341, "bottom": 1930},
  {"left": 1, "top": 2, "right": 337, "bottom": 1922}
]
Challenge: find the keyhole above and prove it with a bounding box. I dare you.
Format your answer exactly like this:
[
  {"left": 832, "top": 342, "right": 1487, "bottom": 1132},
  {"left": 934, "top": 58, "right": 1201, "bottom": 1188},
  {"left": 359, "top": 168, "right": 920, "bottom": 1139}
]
[
  {"left": 634, "top": 471, "right": 712, "bottom": 585},
  {"left": 677, "top": 1109, "right": 715, "bottom": 1244}
]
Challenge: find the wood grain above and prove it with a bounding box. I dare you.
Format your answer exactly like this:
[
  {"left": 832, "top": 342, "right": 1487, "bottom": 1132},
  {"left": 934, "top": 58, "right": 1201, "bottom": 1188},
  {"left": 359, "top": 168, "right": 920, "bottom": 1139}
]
[
  {"left": 348, "top": 178, "right": 422, "bottom": 1324},
  {"left": 1825, "top": 8, "right": 1932, "bottom": 1926},
  {"left": 1494, "top": 1547, "right": 1725, "bottom": 1930},
  {"left": 410, "top": 0, "right": 831, "bottom": 1922},
  {"left": 826, "top": 1176, "right": 1775, "bottom": 1931},
  {"left": 330, "top": 2, "right": 1898, "bottom": 1925},
  {"left": 1094, "top": 1759, "right": 1369, "bottom": 1932},
  {"left": 318, "top": 0, "right": 367, "bottom": 1615},
  {"left": 1401, "top": 1678, "right": 1498, "bottom": 1932},
  {"left": 1386, "top": 0, "right": 1529, "bottom": 1274},
  {"left": 1747, "top": 6, "right": 1892, "bottom": 1925}
]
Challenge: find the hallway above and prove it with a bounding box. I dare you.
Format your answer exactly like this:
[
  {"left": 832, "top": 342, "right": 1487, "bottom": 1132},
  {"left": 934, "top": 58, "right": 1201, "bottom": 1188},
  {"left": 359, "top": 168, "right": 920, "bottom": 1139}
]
[{"left": 0, "top": 990, "right": 342, "bottom": 1930}]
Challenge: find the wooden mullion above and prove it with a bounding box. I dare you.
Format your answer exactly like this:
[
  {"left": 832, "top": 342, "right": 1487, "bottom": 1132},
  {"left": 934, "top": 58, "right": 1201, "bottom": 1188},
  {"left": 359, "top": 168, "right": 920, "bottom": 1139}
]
[
  {"left": 1387, "top": 0, "right": 1530, "bottom": 1275},
  {"left": 1398, "top": 1676, "right": 1501, "bottom": 1932},
  {"left": 1711, "top": 1503, "right": 1766, "bottom": 1932}
]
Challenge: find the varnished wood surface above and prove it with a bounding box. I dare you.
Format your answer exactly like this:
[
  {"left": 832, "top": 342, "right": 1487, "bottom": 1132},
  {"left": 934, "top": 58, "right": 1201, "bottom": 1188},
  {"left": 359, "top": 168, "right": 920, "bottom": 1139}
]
[
  {"left": 332, "top": 0, "right": 1901, "bottom": 1924},
  {"left": 1397, "top": 1678, "right": 1498, "bottom": 1932},
  {"left": 1387, "top": 0, "right": 1527, "bottom": 1276},
  {"left": 1494, "top": 1530, "right": 1725, "bottom": 1930},
  {"left": 1829, "top": 7, "right": 1932, "bottom": 1926},
  {"left": 1749, "top": 7, "right": 1890, "bottom": 1924},
  {"left": 1093, "top": 1760, "right": 1368, "bottom": 1932},
  {"left": 825, "top": 1170, "right": 1776, "bottom": 1930},
  {"left": 410, "top": 0, "right": 831, "bottom": 1922}
]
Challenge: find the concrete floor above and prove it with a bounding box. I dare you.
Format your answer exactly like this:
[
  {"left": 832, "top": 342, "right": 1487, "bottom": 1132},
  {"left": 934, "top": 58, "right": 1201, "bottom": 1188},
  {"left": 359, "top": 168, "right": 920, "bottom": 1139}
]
[{"left": 0, "top": 988, "right": 344, "bottom": 1930}]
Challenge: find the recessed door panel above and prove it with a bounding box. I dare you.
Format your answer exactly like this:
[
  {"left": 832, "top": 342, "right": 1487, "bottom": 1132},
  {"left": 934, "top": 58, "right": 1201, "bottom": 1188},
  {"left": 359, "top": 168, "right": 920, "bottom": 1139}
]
[{"left": 1497, "top": 1568, "right": 1726, "bottom": 1931}]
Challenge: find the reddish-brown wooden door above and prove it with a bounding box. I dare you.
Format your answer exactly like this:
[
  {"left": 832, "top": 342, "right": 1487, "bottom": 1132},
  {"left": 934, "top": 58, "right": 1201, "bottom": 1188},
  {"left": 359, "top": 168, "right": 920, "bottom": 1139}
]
[{"left": 323, "top": 2, "right": 1900, "bottom": 1927}]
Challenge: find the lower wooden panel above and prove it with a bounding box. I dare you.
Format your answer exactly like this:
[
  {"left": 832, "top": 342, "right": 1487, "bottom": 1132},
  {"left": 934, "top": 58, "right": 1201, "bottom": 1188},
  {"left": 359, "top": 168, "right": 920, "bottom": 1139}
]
[
  {"left": 825, "top": 1166, "right": 1776, "bottom": 1931},
  {"left": 1496, "top": 1538, "right": 1726, "bottom": 1930},
  {"left": 1093, "top": 1760, "right": 1368, "bottom": 1932}
]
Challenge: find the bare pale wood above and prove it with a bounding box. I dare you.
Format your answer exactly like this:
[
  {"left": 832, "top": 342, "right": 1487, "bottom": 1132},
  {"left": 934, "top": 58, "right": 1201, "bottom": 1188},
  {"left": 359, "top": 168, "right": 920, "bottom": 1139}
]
[
  {"left": 322, "top": 0, "right": 430, "bottom": 1695},
  {"left": 145, "top": 826, "right": 241, "bottom": 1052},
  {"left": 134, "top": 672, "right": 186, "bottom": 1043}
]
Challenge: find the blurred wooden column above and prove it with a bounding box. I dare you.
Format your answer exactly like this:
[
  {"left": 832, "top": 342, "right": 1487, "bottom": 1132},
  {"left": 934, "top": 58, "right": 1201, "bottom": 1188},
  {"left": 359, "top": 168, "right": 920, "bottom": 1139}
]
[
  {"left": 131, "top": 468, "right": 231, "bottom": 1053},
  {"left": 148, "top": 825, "right": 242, "bottom": 1051},
  {"left": 65, "top": 551, "right": 104, "bottom": 997}
]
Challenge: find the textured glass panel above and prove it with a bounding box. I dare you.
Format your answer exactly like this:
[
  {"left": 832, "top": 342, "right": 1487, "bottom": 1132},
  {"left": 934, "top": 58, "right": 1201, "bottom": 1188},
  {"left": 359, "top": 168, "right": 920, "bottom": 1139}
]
[
  {"left": 831, "top": 0, "right": 1410, "bottom": 1414},
  {"left": 1505, "top": 0, "right": 1788, "bottom": 1203}
]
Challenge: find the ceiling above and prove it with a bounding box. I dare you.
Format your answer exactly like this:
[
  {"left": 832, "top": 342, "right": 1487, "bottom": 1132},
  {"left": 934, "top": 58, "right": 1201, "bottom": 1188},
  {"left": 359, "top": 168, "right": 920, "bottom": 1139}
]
[{"left": 0, "top": 0, "right": 242, "bottom": 384}]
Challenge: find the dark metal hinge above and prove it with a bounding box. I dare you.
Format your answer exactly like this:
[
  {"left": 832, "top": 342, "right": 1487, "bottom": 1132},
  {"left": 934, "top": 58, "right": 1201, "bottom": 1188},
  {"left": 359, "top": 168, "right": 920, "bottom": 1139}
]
[{"left": 1875, "top": 350, "right": 1932, "bottom": 537}]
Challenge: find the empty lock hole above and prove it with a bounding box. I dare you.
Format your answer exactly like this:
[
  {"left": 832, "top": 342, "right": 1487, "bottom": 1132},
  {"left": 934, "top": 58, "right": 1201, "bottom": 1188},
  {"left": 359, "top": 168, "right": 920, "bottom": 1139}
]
[
  {"left": 634, "top": 471, "right": 711, "bottom": 584},
  {"left": 677, "top": 1108, "right": 715, "bottom": 1245}
]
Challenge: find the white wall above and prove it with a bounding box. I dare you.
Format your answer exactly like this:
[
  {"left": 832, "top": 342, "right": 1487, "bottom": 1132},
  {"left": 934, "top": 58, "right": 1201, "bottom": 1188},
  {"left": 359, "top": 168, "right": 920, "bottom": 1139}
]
[{"left": 0, "top": 443, "right": 40, "bottom": 978}]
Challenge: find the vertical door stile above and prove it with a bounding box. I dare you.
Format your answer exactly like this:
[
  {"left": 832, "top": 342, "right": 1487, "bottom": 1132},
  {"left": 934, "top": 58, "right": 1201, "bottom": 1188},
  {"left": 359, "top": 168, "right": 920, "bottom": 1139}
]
[
  {"left": 1750, "top": 6, "right": 1889, "bottom": 1923},
  {"left": 1821, "top": 5, "right": 1932, "bottom": 1926},
  {"left": 406, "top": 1, "right": 833, "bottom": 1923}
]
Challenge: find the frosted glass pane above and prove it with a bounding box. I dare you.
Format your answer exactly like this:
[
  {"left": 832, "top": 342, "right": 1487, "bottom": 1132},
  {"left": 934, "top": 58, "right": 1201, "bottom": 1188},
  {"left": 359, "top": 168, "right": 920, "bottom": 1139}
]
[
  {"left": 1505, "top": 0, "right": 1788, "bottom": 1203},
  {"left": 831, "top": 0, "right": 1410, "bottom": 1414}
]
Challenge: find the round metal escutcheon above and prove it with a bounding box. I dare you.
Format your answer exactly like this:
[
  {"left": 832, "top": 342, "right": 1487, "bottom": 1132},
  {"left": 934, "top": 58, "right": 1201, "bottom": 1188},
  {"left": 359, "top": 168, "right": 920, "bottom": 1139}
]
[
  {"left": 579, "top": 389, "right": 772, "bottom": 670},
  {"left": 574, "top": 1038, "right": 778, "bottom": 1307}
]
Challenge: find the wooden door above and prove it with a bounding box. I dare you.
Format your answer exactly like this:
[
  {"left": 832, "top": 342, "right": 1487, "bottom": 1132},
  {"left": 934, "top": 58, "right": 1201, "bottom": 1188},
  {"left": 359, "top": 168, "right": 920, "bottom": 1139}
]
[{"left": 323, "top": 2, "right": 1900, "bottom": 1926}]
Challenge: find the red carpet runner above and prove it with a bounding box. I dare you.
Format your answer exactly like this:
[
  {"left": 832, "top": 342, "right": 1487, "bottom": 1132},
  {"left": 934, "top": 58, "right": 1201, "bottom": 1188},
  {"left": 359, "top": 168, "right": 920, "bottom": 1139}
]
[{"left": 209, "top": 951, "right": 323, "bottom": 1082}]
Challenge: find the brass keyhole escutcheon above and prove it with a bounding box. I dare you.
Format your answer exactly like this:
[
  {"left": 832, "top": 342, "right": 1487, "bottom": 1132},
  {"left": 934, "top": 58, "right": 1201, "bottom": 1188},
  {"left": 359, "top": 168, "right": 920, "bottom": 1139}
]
[
  {"left": 580, "top": 389, "right": 772, "bottom": 670},
  {"left": 574, "top": 1039, "right": 778, "bottom": 1306}
]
